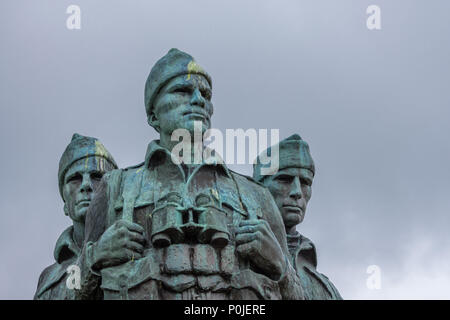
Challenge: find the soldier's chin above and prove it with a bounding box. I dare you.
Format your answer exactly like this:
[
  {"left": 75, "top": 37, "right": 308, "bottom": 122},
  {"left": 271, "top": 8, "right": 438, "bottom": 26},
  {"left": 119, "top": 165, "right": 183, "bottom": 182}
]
[
  {"left": 284, "top": 211, "right": 304, "bottom": 226},
  {"left": 73, "top": 207, "right": 88, "bottom": 222},
  {"left": 182, "top": 118, "right": 210, "bottom": 134}
]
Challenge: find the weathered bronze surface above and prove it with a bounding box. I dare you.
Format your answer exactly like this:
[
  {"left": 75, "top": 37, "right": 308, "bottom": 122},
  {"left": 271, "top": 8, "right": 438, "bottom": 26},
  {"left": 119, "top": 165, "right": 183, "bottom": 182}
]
[
  {"left": 36, "top": 49, "right": 340, "bottom": 300},
  {"left": 254, "top": 134, "right": 342, "bottom": 300},
  {"left": 71, "top": 49, "right": 304, "bottom": 300},
  {"left": 34, "top": 134, "right": 117, "bottom": 299}
]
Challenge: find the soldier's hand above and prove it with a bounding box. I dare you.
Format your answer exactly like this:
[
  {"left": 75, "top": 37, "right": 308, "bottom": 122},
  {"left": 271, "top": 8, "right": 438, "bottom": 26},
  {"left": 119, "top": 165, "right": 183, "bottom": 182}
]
[
  {"left": 235, "top": 219, "right": 286, "bottom": 280},
  {"left": 92, "top": 219, "right": 146, "bottom": 270}
]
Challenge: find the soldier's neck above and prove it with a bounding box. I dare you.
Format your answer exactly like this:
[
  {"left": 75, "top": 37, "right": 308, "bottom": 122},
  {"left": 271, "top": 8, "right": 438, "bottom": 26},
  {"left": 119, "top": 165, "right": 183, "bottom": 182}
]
[
  {"left": 286, "top": 225, "right": 298, "bottom": 236},
  {"left": 160, "top": 133, "right": 204, "bottom": 165}
]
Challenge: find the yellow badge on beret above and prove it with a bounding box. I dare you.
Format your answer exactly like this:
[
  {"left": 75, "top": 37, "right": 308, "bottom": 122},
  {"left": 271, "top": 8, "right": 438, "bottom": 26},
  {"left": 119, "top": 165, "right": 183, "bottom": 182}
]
[{"left": 186, "top": 60, "right": 204, "bottom": 80}]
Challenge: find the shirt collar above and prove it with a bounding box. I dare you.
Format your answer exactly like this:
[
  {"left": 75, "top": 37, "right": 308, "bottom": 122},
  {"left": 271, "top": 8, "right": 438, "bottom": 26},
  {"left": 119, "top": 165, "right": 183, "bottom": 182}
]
[
  {"left": 53, "top": 226, "right": 80, "bottom": 264},
  {"left": 144, "top": 140, "right": 232, "bottom": 179},
  {"left": 298, "top": 233, "right": 318, "bottom": 268},
  {"left": 144, "top": 140, "right": 170, "bottom": 167}
]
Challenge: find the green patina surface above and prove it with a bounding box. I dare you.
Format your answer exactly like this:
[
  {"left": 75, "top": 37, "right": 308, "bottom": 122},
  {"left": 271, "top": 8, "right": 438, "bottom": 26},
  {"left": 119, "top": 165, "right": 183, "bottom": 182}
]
[
  {"left": 35, "top": 134, "right": 117, "bottom": 300},
  {"left": 254, "top": 134, "right": 342, "bottom": 300},
  {"left": 35, "top": 49, "right": 340, "bottom": 300}
]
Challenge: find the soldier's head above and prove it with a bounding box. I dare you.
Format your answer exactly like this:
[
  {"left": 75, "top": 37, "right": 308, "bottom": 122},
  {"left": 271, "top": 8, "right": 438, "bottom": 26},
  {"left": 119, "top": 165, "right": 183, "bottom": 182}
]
[
  {"left": 144, "top": 48, "right": 213, "bottom": 139},
  {"left": 253, "top": 134, "right": 315, "bottom": 230},
  {"left": 58, "top": 134, "right": 117, "bottom": 223}
]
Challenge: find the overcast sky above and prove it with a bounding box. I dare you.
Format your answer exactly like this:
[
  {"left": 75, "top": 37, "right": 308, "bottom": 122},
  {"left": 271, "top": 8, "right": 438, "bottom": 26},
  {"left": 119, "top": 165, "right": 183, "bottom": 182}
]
[{"left": 1, "top": 0, "right": 449, "bottom": 299}]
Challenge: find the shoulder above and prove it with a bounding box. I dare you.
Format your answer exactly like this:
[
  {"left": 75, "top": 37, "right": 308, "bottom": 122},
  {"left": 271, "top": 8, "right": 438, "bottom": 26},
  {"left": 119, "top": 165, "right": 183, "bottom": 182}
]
[
  {"left": 34, "top": 262, "right": 66, "bottom": 299},
  {"left": 230, "top": 170, "right": 278, "bottom": 210},
  {"left": 229, "top": 170, "right": 276, "bottom": 209},
  {"left": 314, "top": 270, "right": 343, "bottom": 300},
  {"left": 230, "top": 170, "right": 285, "bottom": 225},
  {"left": 99, "top": 163, "right": 146, "bottom": 196},
  {"left": 123, "top": 162, "right": 145, "bottom": 171},
  {"left": 37, "top": 263, "right": 58, "bottom": 285},
  {"left": 102, "top": 162, "right": 145, "bottom": 182},
  {"left": 230, "top": 170, "right": 269, "bottom": 192}
]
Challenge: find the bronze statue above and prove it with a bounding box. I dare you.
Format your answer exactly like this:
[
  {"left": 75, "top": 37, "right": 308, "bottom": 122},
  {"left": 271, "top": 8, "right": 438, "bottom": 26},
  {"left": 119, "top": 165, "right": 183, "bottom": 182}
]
[
  {"left": 34, "top": 134, "right": 117, "bottom": 299},
  {"left": 253, "top": 134, "right": 342, "bottom": 299},
  {"left": 75, "top": 49, "right": 304, "bottom": 300}
]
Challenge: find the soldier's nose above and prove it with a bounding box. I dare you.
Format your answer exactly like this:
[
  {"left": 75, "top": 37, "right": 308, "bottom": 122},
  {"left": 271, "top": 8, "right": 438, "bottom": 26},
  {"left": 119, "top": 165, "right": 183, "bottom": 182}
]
[
  {"left": 190, "top": 88, "right": 205, "bottom": 107},
  {"left": 289, "top": 177, "right": 302, "bottom": 200},
  {"left": 80, "top": 173, "right": 93, "bottom": 193}
]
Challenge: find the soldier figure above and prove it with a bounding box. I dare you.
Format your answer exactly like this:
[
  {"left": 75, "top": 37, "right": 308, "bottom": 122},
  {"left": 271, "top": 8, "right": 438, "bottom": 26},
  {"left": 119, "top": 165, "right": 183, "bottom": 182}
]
[
  {"left": 76, "top": 49, "right": 303, "bottom": 300},
  {"left": 253, "top": 134, "right": 342, "bottom": 300},
  {"left": 34, "top": 134, "right": 117, "bottom": 299}
]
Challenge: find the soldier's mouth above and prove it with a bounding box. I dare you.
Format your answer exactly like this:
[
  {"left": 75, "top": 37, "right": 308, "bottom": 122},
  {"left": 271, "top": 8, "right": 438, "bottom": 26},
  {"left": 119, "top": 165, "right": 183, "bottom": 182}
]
[
  {"left": 183, "top": 111, "right": 208, "bottom": 119},
  {"left": 77, "top": 200, "right": 91, "bottom": 207},
  {"left": 283, "top": 205, "right": 303, "bottom": 213}
]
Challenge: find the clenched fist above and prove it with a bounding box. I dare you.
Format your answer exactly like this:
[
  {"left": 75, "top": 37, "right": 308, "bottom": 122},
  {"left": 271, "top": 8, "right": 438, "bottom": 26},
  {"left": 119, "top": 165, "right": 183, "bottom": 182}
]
[
  {"left": 91, "top": 219, "right": 146, "bottom": 270},
  {"left": 235, "top": 219, "right": 286, "bottom": 280}
]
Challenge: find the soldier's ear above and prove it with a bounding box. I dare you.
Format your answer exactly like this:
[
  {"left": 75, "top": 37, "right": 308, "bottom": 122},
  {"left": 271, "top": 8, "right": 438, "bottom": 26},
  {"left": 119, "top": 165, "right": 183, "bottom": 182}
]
[
  {"left": 63, "top": 203, "right": 69, "bottom": 216},
  {"left": 147, "top": 112, "right": 160, "bottom": 133}
]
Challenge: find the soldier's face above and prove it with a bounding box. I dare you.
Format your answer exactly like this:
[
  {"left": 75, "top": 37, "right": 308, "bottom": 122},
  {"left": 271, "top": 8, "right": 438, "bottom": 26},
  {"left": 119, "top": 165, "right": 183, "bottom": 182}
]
[
  {"left": 263, "top": 167, "right": 313, "bottom": 229},
  {"left": 153, "top": 74, "right": 213, "bottom": 136},
  {"left": 62, "top": 156, "right": 113, "bottom": 223}
]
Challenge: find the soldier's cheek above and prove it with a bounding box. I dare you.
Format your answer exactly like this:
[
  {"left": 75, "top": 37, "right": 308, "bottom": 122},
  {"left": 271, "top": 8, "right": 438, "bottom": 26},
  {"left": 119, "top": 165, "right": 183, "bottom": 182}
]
[
  {"left": 155, "top": 96, "right": 181, "bottom": 115},
  {"left": 205, "top": 101, "right": 214, "bottom": 115},
  {"left": 166, "top": 95, "right": 190, "bottom": 110}
]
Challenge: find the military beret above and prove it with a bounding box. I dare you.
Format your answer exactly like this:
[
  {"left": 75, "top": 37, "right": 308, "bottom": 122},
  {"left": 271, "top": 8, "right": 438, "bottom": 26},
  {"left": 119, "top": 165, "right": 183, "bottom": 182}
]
[
  {"left": 144, "top": 48, "right": 212, "bottom": 116},
  {"left": 58, "top": 133, "right": 118, "bottom": 199},
  {"left": 253, "top": 134, "right": 315, "bottom": 182}
]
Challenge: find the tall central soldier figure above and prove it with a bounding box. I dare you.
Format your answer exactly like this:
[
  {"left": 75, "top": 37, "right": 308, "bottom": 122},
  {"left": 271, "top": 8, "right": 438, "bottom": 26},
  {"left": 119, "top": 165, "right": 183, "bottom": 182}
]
[{"left": 76, "top": 49, "right": 303, "bottom": 300}]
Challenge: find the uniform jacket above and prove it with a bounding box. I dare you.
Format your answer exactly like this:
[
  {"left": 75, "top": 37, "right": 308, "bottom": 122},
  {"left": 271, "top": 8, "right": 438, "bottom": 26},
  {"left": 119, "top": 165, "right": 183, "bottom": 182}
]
[
  {"left": 287, "top": 232, "right": 342, "bottom": 300},
  {"left": 76, "top": 140, "right": 304, "bottom": 300},
  {"left": 34, "top": 226, "right": 80, "bottom": 300}
]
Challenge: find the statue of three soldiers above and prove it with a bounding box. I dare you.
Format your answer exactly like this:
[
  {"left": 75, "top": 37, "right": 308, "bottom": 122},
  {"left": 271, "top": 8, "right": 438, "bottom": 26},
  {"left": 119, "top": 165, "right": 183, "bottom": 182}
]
[{"left": 34, "top": 49, "right": 342, "bottom": 300}]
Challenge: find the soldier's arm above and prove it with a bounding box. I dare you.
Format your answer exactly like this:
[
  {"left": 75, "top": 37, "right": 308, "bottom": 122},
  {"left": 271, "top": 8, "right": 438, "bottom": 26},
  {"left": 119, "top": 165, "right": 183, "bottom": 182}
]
[
  {"left": 74, "top": 175, "right": 110, "bottom": 300},
  {"left": 74, "top": 171, "right": 146, "bottom": 299}
]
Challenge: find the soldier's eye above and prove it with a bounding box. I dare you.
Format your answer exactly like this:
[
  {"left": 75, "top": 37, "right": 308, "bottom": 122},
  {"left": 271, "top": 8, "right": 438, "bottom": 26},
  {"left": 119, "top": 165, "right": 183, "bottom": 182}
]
[
  {"left": 201, "top": 89, "right": 212, "bottom": 100},
  {"left": 67, "top": 173, "right": 82, "bottom": 183},
  {"left": 275, "top": 175, "right": 293, "bottom": 183},
  {"left": 173, "top": 86, "right": 191, "bottom": 94},
  {"left": 301, "top": 178, "right": 312, "bottom": 186},
  {"left": 91, "top": 172, "right": 103, "bottom": 181}
]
